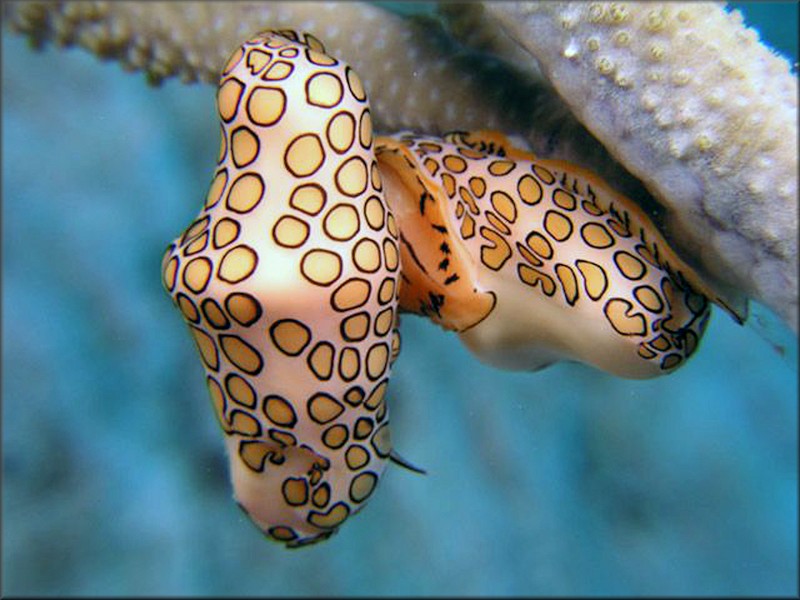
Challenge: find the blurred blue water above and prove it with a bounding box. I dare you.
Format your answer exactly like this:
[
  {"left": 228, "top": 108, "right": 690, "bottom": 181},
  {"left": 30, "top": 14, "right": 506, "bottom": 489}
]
[{"left": 2, "top": 3, "right": 797, "bottom": 596}]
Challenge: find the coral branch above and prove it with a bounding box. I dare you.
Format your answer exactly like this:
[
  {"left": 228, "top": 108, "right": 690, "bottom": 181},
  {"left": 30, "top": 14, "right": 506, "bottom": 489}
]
[{"left": 480, "top": 2, "right": 798, "bottom": 329}]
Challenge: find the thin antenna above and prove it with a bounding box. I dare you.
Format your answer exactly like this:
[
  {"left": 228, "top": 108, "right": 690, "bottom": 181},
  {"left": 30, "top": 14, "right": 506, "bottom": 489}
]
[{"left": 389, "top": 450, "right": 427, "bottom": 475}]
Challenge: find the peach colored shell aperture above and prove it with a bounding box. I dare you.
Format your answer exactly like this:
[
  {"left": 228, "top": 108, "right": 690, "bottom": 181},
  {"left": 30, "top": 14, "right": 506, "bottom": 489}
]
[{"left": 161, "top": 30, "right": 738, "bottom": 548}]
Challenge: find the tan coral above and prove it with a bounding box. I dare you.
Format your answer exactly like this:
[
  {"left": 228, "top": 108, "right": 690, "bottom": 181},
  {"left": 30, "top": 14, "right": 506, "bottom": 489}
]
[{"left": 481, "top": 1, "right": 798, "bottom": 330}]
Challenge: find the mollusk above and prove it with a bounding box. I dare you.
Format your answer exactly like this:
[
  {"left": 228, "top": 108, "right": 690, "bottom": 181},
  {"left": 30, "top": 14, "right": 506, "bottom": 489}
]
[{"left": 161, "top": 30, "right": 727, "bottom": 547}]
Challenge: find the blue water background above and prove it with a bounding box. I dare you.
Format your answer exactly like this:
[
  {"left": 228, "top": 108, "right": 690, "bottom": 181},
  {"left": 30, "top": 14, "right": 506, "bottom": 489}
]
[{"left": 2, "top": 3, "right": 797, "bottom": 596}]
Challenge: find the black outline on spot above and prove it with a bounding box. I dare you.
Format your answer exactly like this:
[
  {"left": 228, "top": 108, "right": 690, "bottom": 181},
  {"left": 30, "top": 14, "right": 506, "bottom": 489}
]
[
  {"left": 246, "top": 85, "right": 287, "bottom": 126},
  {"left": 353, "top": 416, "right": 375, "bottom": 441},
  {"left": 307, "top": 392, "right": 345, "bottom": 425},
  {"left": 490, "top": 190, "right": 517, "bottom": 224},
  {"left": 261, "top": 61, "right": 295, "bottom": 82},
  {"left": 284, "top": 133, "right": 326, "bottom": 178},
  {"left": 289, "top": 183, "right": 327, "bottom": 216},
  {"left": 322, "top": 423, "right": 350, "bottom": 449},
  {"left": 485, "top": 211, "right": 512, "bottom": 236},
  {"left": 518, "top": 174, "right": 543, "bottom": 206},
  {"left": 363, "top": 195, "right": 385, "bottom": 231},
  {"left": 331, "top": 278, "right": 372, "bottom": 313},
  {"left": 238, "top": 440, "right": 269, "bottom": 472},
  {"left": 575, "top": 259, "right": 609, "bottom": 301},
  {"left": 345, "top": 66, "right": 367, "bottom": 102},
  {"left": 383, "top": 237, "right": 399, "bottom": 272},
  {"left": 443, "top": 154, "right": 468, "bottom": 174},
  {"left": 337, "top": 346, "right": 361, "bottom": 382},
  {"left": 305, "top": 47, "right": 338, "bottom": 67},
  {"left": 351, "top": 238, "right": 381, "bottom": 274},
  {"left": 300, "top": 249, "right": 343, "bottom": 287},
  {"left": 217, "top": 245, "right": 259, "bottom": 284},
  {"left": 555, "top": 263, "right": 580, "bottom": 306},
  {"left": 268, "top": 428, "right": 297, "bottom": 448},
  {"left": 440, "top": 172, "right": 456, "bottom": 199},
  {"left": 633, "top": 284, "right": 665, "bottom": 314},
  {"left": 183, "top": 257, "right": 213, "bottom": 294},
  {"left": 532, "top": 163, "right": 556, "bottom": 185},
  {"left": 340, "top": 311, "right": 371, "bottom": 342},
  {"left": 181, "top": 215, "right": 211, "bottom": 246},
  {"left": 307, "top": 341, "right": 335, "bottom": 381},
  {"left": 603, "top": 298, "right": 647, "bottom": 337},
  {"left": 525, "top": 231, "right": 553, "bottom": 260},
  {"left": 488, "top": 159, "right": 515, "bottom": 177},
  {"left": 267, "top": 525, "right": 299, "bottom": 542},
  {"left": 182, "top": 231, "right": 209, "bottom": 257},
  {"left": 358, "top": 108, "right": 372, "bottom": 149},
  {"left": 543, "top": 210, "right": 573, "bottom": 242},
  {"left": 349, "top": 471, "right": 378, "bottom": 503},
  {"left": 580, "top": 222, "right": 615, "bottom": 249},
  {"left": 468, "top": 176, "right": 486, "bottom": 198},
  {"left": 217, "top": 77, "right": 245, "bottom": 123},
  {"left": 305, "top": 70, "right": 344, "bottom": 108},
  {"left": 206, "top": 375, "right": 228, "bottom": 429},
  {"left": 660, "top": 353, "right": 683, "bottom": 370},
  {"left": 323, "top": 203, "right": 361, "bottom": 241},
  {"left": 423, "top": 157, "right": 440, "bottom": 177},
  {"left": 263, "top": 394, "right": 298, "bottom": 428},
  {"left": 581, "top": 199, "right": 605, "bottom": 217},
  {"left": 365, "top": 342, "right": 389, "bottom": 381},
  {"left": 224, "top": 292, "right": 263, "bottom": 327},
  {"left": 190, "top": 326, "right": 220, "bottom": 371},
  {"left": 244, "top": 48, "right": 272, "bottom": 76},
  {"left": 228, "top": 409, "right": 262, "bottom": 437},
  {"left": 479, "top": 226, "right": 512, "bottom": 272},
  {"left": 163, "top": 255, "right": 179, "bottom": 292},
  {"left": 344, "top": 385, "right": 365, "bottom": 407},
  {"left": 230, "top": 125, "right": 260, "bottom": 169},
  {"left": 201, "top": 298, "right": 231, "bottom": 330},
  {"left": 373, "top": 306, "right": 394, "bottom": 337},
  {"left": 219, "top": 334, "right": 264, "bottom": 375},
  {"left": 516, "top": 241, "right": 544, "bottom": 268},
  {"left": 278, "top": 46, "right": 299, "bottom": 58},
  {"left": 222, "top": 47, "right": 245, "bottom": 76},
  {"left": 458, "top": 185, "right": 479, "bottom": 215},
  {"left": 282, "top": 477, "right": 309, "bottom": 506},
  {"left": 326, "top": 110, "right": 357, "bottom": 155},
  {"left": 312, "top": 482, "right": 332, "bottom": 508},
  {"left": 613, "top": 250, "right": 647, "bottom": 281},
  {"left": 552, "top": 188, "right": 577, "bottom": 211},
  {"left": 212, "top": 217, "right": 241, "bottom": 249},
  {"left": 377, "top": 277, "right": 396, "bottom": 306},
  {"left": 634, "top": 243, "right": 661, "bottom": 268},
  {"left": 607, "top": 216, "right": 632, "bottom": 238},
  {"left": 272, "top": 215, "right": 310, "bottom": 249},
  {"left": 364, "top": 380, "right": 386, "bottom": 411},
  {"left": 269, "top": 319, "right": 312, "bottom": 356},
  {"left": 345, "top": 444, "right": 371, "bottom": 471},
  {"left": 176, "top": 292, "right": 201, "bottom": 324},
  {"left": 206, "top": 168, "right": 228, "bottom": 209},
  {"left": 517, "top": 263, "right": 556, "bottom": 296},
  {"left": 226, "top": 172, "right": 264, "bottom": 214},
  {"left": 224, "top": 372, "right": 257, "bottom": 409},
  {"left": 370, "top": 423, "right": 391, "bottom": 458},
  {"left": 333, "top": 155, "right": 369, "bottom": 198},
  {"left": 307, "top": 501, "right": 351, "bottom": 530}
]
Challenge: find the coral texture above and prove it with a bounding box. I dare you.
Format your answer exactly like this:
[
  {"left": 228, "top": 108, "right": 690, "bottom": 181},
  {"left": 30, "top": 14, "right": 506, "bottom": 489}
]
[
  {"left": 481, "top": 2, "right": 798, "bottom": 329},
  {"left": 3, "top": 0, "right": 797, "bottom": 330}
]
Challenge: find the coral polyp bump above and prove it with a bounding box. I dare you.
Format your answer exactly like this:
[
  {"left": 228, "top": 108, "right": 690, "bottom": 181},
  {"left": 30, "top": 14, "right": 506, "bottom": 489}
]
[{"left": 161, "top": 30, "right": 736, "bottom": 547}]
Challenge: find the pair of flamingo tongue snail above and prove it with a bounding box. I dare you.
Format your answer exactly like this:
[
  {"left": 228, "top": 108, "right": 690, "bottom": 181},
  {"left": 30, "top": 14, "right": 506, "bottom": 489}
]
[{"left": 161, "top": 30, "right": 743, "bottom": 548}]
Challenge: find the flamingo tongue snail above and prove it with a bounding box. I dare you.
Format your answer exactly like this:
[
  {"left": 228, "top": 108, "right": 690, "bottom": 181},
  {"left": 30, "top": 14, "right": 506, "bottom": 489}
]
[{"left": 161, "top": 30, "right": 739, "bottom": 547}]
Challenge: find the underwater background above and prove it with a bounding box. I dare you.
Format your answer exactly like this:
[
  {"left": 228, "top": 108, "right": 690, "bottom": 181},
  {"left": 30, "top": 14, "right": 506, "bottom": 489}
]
[{"left": 2, "top": 2, "right": 797, "bottom": 596}]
